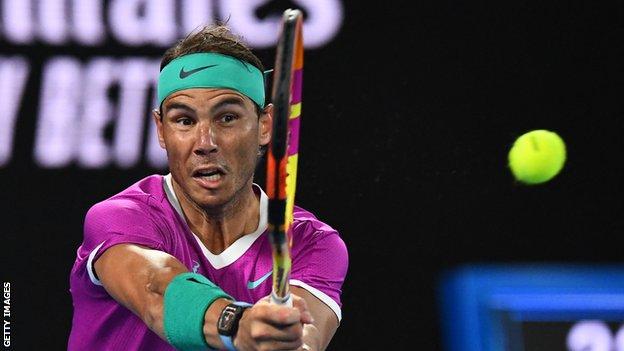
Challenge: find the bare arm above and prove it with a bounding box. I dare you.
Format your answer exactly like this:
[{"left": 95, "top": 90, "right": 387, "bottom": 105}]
[
  {"left": 93, "top": 243, "right": 218, "bottom": 339},
  {"left": 291, "top": 287, "right": 340, "bottom": 351}
]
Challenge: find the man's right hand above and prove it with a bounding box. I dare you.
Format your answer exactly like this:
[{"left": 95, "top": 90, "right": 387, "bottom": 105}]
[{"left": 233, "top": 294, "right": 314, "bottom": 351}]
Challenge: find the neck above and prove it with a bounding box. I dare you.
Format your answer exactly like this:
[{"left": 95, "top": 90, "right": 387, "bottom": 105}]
[{"left": 172, "top": 179, "right": 260, "bottom": 254}]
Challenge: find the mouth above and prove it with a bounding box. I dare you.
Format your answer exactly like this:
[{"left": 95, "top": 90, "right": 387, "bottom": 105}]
[{"left": 192, "top": 166, "right": 226, "bottom": 186}]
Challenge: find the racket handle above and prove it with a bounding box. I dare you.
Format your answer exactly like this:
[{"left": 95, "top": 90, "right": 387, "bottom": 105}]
[{"left": 270, "top": 292, "right": 293, "bottom": 307}]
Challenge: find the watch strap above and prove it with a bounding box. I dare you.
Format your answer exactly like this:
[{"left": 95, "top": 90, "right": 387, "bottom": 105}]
[{"left": 219, "top": 334, "right": 236, "bottom": 351}]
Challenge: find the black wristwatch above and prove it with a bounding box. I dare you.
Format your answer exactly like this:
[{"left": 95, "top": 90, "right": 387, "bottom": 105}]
[{"left": 217, "top": 301, "right": 252, "bottom": 350}]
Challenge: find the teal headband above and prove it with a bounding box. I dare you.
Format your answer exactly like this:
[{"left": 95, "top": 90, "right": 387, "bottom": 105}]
[{"left": 158, "top": 52, "right": 265, "bottom": 107}]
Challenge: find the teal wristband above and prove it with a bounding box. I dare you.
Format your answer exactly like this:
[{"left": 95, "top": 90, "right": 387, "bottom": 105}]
[{"left": 164, "top": 272, "right": 232, "bottom": 351}]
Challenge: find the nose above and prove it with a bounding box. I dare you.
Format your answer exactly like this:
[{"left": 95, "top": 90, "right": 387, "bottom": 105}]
[{"left": 193, "top": 121, "right": 218, "bottom": 156}]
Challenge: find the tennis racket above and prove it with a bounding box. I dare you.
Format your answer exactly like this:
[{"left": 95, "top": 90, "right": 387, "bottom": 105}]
[{"left": 266, "top": 8, "right": 304, "bottom": 306}]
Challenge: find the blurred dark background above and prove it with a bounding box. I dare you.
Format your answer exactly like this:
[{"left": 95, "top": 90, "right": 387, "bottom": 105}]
[{"left": 1, "top": 0, "right": 623, "bottom": 349}]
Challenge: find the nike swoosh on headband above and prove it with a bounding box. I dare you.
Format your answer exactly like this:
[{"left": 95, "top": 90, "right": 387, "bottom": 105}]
[
  {"left": 247, "top": 271, "right": 273, "bottom": 289},
  {"left": 179, "top": 64, "right": 218, "bottom": 79}
]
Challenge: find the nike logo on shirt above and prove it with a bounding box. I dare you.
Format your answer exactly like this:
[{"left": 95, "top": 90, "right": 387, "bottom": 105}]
[{"left": 247, "top": 271, "right": 272, "bottom": 289}]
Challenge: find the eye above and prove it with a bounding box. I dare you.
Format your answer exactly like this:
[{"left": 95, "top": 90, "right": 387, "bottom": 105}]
[
  {"left": 219, "top": 113, "right": 238, "bottom": 124},
  {"left": 175, "top": 117, "right": 194, "bottom": 126}
]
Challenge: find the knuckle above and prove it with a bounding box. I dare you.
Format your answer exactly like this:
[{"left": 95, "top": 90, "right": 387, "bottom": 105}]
[
  {"left": 254, "top": 304, "right": 269, "bottom": 317},
  {"left": 292, "top": 323, "right": 303, "bottom": 338},
  {"left": 250, "top": 325, "right": 269, "bottom": 340}
]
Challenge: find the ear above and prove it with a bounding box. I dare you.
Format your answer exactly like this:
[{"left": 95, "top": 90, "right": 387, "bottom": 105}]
[
  {"left": 258, "top": 104, "right": 273, "bottom": 147},
  {"left": 152, "top": 109, "right": 166, "bottom": 149}
]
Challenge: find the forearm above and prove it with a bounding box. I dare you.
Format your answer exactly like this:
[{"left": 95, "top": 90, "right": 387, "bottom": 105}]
[
  {"left": 97, "top": 246, "right": 237, "bottom": 349},
  {"left": 95, "top": 245, "right": 189, "bottom": 339},
  {"left": 289, "top": 287, "right": 339, "bottom": 351},
  {"left": 302, "top": 323, "right": 322, "bottom": 351},
  {"left": 142, "top": 264, "right": 190, "bottom": 338}
]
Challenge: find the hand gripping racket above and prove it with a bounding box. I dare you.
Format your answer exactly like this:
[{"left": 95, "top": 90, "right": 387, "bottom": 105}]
[{"left": 266, "top": 8, "right": 304, "bottom": 306}]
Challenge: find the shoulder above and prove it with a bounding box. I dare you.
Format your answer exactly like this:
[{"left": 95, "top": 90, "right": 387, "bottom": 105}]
[
  {"left": 83, "top": 175, "right": 170, "bottom": 246},
  {"left": 86, "top": 175, "right": 166, "bottom": 219},
  {"left": 291, "top": 205, "right": 347, "bottom": 254},
  {"left": 292, "top": 206, "right": 341, "bottom": 238}
]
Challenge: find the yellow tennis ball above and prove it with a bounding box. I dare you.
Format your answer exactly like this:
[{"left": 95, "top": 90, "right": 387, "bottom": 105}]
[{"left": 508, "top": 129, "right": 567, "bottom": 184}]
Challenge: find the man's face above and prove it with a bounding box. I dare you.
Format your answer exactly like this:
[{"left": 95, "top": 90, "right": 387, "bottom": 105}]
[{"left": 155, "top": 88, "right": 271, "bottom": 209}]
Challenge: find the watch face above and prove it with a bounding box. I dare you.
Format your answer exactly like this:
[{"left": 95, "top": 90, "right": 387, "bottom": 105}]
[
  {"left": 220, "top": 308, "right": 236, "bottom": 328},
  {"left": 218, "top": 306, "right": 240, "bottom": 335}
]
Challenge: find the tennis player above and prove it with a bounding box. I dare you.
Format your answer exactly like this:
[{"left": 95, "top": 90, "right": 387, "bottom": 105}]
[{"left": 68, "top": 24, "right": 348, "bottom": 351}]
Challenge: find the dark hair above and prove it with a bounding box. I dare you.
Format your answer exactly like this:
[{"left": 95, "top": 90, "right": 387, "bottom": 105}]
[{"left": 160, "top": 24, "right": 264, "bottom": 73}]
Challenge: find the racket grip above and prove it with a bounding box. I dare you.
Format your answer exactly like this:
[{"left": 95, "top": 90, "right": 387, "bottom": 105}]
[{"left": 270, "top": 292, "right": 293, "bottom": 307}]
